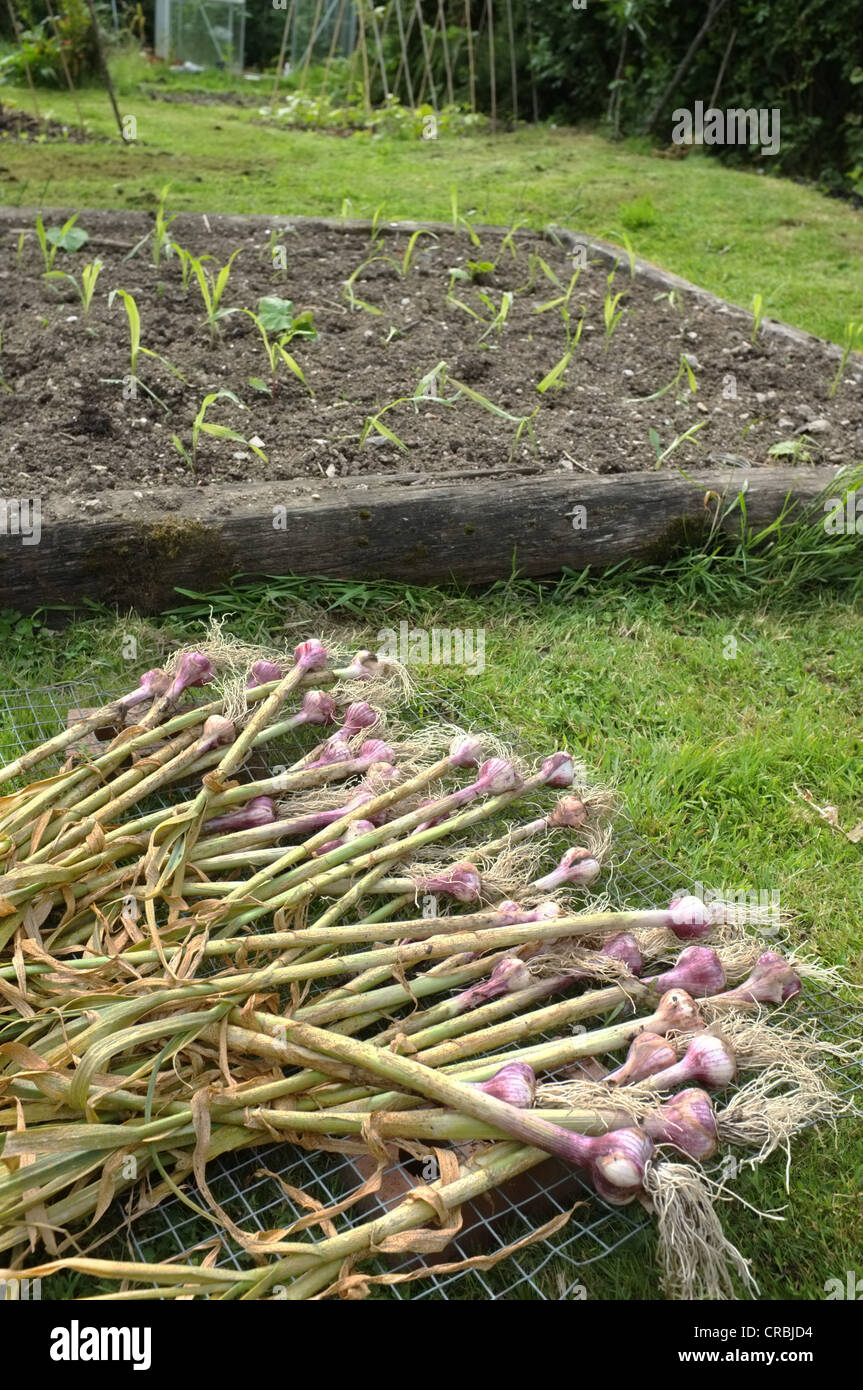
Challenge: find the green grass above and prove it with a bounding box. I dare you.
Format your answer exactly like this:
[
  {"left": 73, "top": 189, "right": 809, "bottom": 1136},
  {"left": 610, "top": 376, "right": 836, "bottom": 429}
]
[{"left": 2, "top": 71, "right": 863, "bottom": 342}]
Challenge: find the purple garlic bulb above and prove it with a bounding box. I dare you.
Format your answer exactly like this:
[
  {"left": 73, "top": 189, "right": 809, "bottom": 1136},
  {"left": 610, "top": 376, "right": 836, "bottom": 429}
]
[
  {"left": 606, "top": 1031, "right": 678, "bottom": 1086},
  {"left": 644, "top": 989, "right": 704, "bottom": 1035},
  {"left": 548, "top": 796, "right": 589, "bottom": 829},
  {"left": 202, "top": 796, "right": 276, "bottom": 834},
  {"left": 198, "top": 715, "right": 235, "bottom": 754},
  {"left": 564, "top": 1128, "right": 655, "bottom": 1206},
  {"left": 540, "top": 752, "right": 575, "bottom": 788},
  {"left": 666, "top": 895, "right": 716, "bottom": 941},
  {"left": 356, "top": 740, "right": 396, "bottom": 767},
  {"left": 448, "top": 735, "right": 484, "bottom": 769},
  {"left": 645, "top": 1033, "right": 737, "bottom": 1092},
  {"left": 644, "top": 945, "right": 726, "bottom": 999},
  {"left": 293, "top": 639, "right": 328, "bottom": 672},
  {"left": 118, "top": 668, "right": 170, "bottom": 710},
  {"left": 246, "top": 660, "right": 283, "bottom": 689},
  {"left": 471, "top": 1063, "right": 537, "bottom": 1108},
  {"left": 164, "top": 653, "right": 216, "bottom": 702},
  {"left": 298, "top": 691, "right": 338, "bottom": 725},
  {"left": 720, "top": 951, "right": 802, "bottom": 1006},
  {"left": 341, "top": 701, "right": 378, "bottom": 736},
  {"left": 455, "top": 956, "right": 532, "bottom": 1011},
  {"left": 476, "top": 758, "right": 523, "bottom": 795},
  {"left": 339, "top": 649, "right": 381, "bottom": 681},
  {"left": 532, "top": 846, "right": 602, "bottom": 892},
  {"left": 642, "top": 1088, "right": 719, "bottom": 1161},
  {"left": 417, "top": 861, "right": 483, "bottom": 903}
]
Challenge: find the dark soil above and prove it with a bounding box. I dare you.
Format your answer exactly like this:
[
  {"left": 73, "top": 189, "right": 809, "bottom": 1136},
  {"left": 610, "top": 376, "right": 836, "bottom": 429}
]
[
  {"left": 0, "top": 209, "right": 860, "bottom": 507},
  {"left": 0, "top": 105, "right": 93, "bottom": 143}
]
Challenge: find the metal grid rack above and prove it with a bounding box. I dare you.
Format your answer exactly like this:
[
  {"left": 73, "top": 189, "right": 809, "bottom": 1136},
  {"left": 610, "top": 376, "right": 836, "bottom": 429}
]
[{"left": 1, "top": 681, "right": 861, "bottom": 1301}]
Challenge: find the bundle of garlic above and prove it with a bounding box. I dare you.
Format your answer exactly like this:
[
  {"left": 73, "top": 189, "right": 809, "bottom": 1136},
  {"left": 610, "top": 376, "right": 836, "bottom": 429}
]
[{"left": 0, "top": 638, "right": 854, "bottom": 1302}]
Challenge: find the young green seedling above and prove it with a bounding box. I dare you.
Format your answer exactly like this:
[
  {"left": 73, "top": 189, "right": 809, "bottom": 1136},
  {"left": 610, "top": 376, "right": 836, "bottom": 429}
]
[
  {"left": 189, "top": 249, "right": 241, "bottom": 338},
  {"left": 244, "top": 308, "right": 311, "bottom": 397},
  {"left": 828, "top": 320, "right": 863, "bottom": 398},
  {"left": 447, "top": 371, "right": 539, "bottom": 460},
  {"left": 650, "top": 420, "right": 706, "bottom": 468},
  {"left": 751, "top": 293, "right": 765, "bottom": 343},
  {"left": 43, "top": 259, "right": 103, "bottom": 317},
  {"left": 624, "top": 353, "right": 697, "bottom": 405},
  {"left": 107, "top": 288, "right": 184, "bottom": 410},
  {"left": 537, "top": 308, "right": 585, "bottom": 394},
  {"left": 498, "top": 218, "right": 528, "bottom": 262},
  {"left": 172, "top": 389, "right": 267, "bottom": 473},
  {"left": 768, "top": 438, "right": 812, "bottom": 465},
  {"left": 360, "top": 363, "right": 450, "bottom": 452},
  {"left": 533, "top": 268, "right": 581, "bottom": 314},
  {"left": 34, "top": 213, "right": 87, "bottom": 273},
  {"left": 477, "top": 289, "right": 513, "bottom": 344},
  {"left": 603, "top": 290, "right": 627, "bottom": 345},
  {"left": 450, "top": 187, "right": 481, "bottom": 246},
  {"left": 343, "top": 254, "right": 386, "bottom": 316},
  {"left": 152, "top": 185, "right": 177, "bottom": 268},
  {"left": 170, "top": 241, "right": 205, "bottom": 293}
]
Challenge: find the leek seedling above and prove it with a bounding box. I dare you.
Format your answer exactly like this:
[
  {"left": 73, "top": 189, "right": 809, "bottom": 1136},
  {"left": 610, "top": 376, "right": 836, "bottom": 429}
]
[
  {"left": 498, "top": 218, "right": 528, "bottom": 261},
  {"left": 189, "top": 249, "right": 241, "bottom": 338},
  {"left": 43, "top": 259, "right": 103, "bottom": 317},
  {"left": 477, "top": 289, "right": 513, "bottom": 344},
  {"left": 343, "top": 258, "right": 384, "bottom": 316},
  {"left": 828, "top": 319, "right": 863, "bottom": 398},
  {"left": 399, "top": 229, "right": 436, "bottom": 277},
  {"left": 624, "top": 353, "right": 697, "bottom": 405},
  {"left": 517, "top": 253, "right": 562, "bottom": 295},
  {"left": 360, "top": 363, "right": 450, "bottom": 452},
  {"left": 650, "top": 420, "right": 706, "bottom": 468},
  {"left": 751, "top": 293, "right": 765, "bottom": 343},
  {"left": 603, "top": 290, "right": 627, "bottom": 345},
  {"left": 447, "top": 372, "right": 539, "bottom": 459},
  {"left": 653, "top": 288, "right": 682, "bottom": 312},
  {"left": 173, "top": 389, "right": 267, "bottom": 473},
  {"left": 537, "top": 308, "right": 585, "bottom": 394},
  {"left": 533, "top": 268, "right": 581, "bottom": 314},
  {"left": 602, "top": 227, "right": 637, "bottom": 280},
  {"left": 244, "top": 309, "right": 311, "bottom": 396}
]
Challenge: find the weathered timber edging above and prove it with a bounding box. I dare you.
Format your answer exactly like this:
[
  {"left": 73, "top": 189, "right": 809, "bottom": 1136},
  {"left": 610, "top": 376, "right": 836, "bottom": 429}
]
[{"left": 0, "top": 468, "right": 845, "bottom": 613}]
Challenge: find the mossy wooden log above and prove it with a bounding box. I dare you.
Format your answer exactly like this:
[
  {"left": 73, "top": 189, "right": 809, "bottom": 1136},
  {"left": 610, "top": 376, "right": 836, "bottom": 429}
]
[{"left": 0, "top": 467, "right": 843, "bottom": 613}]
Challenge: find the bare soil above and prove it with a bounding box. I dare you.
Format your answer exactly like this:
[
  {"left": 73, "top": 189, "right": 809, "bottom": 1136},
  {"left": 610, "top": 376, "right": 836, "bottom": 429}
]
[{"left": 0, "top": 209, "right": 860, "bottom": 511}]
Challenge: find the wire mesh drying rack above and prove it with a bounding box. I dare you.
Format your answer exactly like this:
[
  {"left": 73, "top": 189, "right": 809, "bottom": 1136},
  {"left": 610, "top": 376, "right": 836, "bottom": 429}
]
[{"left": 1, "top": 679, "right": 861, "bottom": 1301}]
